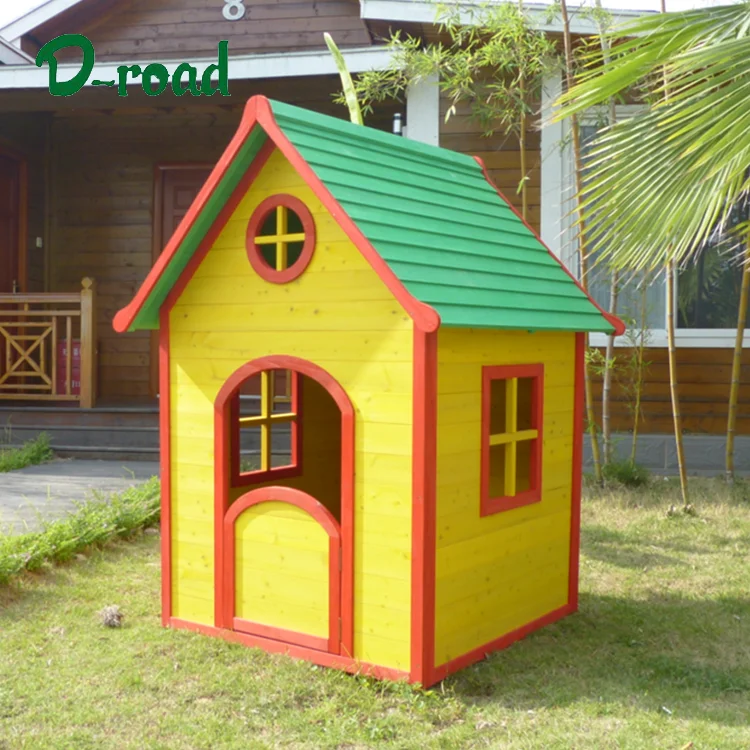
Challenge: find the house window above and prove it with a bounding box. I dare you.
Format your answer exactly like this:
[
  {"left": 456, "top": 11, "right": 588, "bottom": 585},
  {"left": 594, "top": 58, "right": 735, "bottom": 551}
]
[
  {"left": 481, "top": 364, "right": 543, "bottom": 516},
  {"left": 570, "top": 121, "right": 750, "bottom": 347},
  {"left": 233, "top": 369, "right": 301, "bottom": 484},
  {"left": 246, "top": 194, "right": 315, "bottom": 283}
]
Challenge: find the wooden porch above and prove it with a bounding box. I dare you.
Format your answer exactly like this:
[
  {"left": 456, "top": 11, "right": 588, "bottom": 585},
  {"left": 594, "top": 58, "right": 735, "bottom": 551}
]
[{"left": 0, "top": 77, "right": 401, "bottom": 423}]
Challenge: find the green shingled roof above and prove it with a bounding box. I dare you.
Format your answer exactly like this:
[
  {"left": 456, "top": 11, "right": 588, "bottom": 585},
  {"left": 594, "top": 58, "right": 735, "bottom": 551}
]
[
  {"left": 270, "top": 100, "right": 616, "bottom": 334},
  {"left": 118, "top": 96, "right": 619, "bottom": 334}
]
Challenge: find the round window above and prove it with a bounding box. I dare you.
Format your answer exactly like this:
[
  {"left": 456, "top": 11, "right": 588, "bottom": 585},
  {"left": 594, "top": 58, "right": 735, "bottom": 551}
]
[{"left": 246, "top": 195, "right": 315, "bottom": 283}]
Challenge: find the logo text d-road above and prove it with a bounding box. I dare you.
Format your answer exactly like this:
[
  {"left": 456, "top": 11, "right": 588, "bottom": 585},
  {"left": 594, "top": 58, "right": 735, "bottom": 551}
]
[{"left": 36, "top": 34, "right": 230, "bottom": 97}]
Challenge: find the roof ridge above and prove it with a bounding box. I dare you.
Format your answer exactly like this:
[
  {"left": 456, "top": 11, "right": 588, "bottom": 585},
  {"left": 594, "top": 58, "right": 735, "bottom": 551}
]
[{"left": 269, "top": 98, "right": 477, "bottom": 168}]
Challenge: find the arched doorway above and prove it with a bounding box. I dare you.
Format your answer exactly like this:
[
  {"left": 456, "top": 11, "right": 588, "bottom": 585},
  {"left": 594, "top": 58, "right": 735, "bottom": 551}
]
[{"left": 213, "top": 356, "right": 354, "bottom": 656}]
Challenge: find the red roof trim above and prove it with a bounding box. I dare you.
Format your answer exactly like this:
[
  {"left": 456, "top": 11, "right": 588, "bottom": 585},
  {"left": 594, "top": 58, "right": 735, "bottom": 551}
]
[
  {"left": 114, "top": 95, "right": 440, "bottom": 335},
  {"left": 472, "top": 156, "right": 626, "bottom": 336},
  {"left": 113, "top": 97, "right": 262, "bottom": 334},
  {"left": 255, "top": 97, "right": 440, "bottom": 334}
]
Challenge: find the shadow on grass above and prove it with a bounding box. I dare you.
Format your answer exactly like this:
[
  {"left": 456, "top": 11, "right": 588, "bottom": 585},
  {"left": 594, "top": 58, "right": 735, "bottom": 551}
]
[{"left": 446, "top": 591, "right": 750, "bottom": 724}]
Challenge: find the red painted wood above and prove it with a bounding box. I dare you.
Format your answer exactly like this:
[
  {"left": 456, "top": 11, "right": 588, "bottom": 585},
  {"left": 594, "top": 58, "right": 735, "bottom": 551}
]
[
  {"left": 160, "top": 137, "right": 275, "bottom": 320},
  {"left": 233, "top": 618, "right": 329, "bottom": 653},
  {"left": 114, "top": 95, "right": 440, "bottom": 335},
  {"left": 233, "top": 370, "right": 303, "bottom": 487},
  {"left": 569, "top": 332, "right": 585, "bottom": 611},
  {"left": 472, "top": 155, "right": 625, "bottom": 337},
  {"left": 430, "top": 603, "right": 574, "bottom": 685},
  {"left": 114, "top": 98, "right": 263, "bottom": 332},
  {"left": 158, "top": 306, "right": 171, "bottom": 626},
  {"left": 480, "top": 363, "right": 544, "bottom": 517},
  {"left": 410, "top": 328, "right": 438, "bottom": 686},
  {"left": 169, "top": 618, "right": 410, "bottom": 683},
  {"left": 253, "top": 96, "right": 440, "bottom": 333},
  {"left": 214, "top": 355, "right": 354, "bottom": 656},
  {"left": 245, "top": 193, "right": 316, "bottom": 283},
  {"left": 225, "top": 485, "right": 341, "bottom": 654}
]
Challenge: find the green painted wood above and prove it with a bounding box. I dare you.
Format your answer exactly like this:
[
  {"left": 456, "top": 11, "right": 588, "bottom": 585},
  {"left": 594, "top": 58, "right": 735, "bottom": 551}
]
[
  {"left": 270, "top": 100, "right": 615, "bottom": 333},
  {"left": 128, "top": 98, "right": 615, "bottom": 334},
  {"left": 129, "top": 126, "right": 268, "bottom": 331}
]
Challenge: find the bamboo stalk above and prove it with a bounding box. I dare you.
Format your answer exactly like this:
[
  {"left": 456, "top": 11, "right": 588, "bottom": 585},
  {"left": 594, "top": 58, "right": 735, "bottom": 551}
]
[
  {"left": 518, "top": 0, "right": 528, "bottom": 220},
  {"left": 667, "top": 261, "right": 689, "bottom": 502},
  {"left": 630, "top": 280, "right": 648, "bottom": 464},
  {"left": 660, "top": 0, "right": 688, "bottom": 504},
  {"left": 594, "top": 0, "right": 619, "bottom": 467},
  {"left": 560, "top": 0, "right": 603, "bottom": 484},
  {"left": 726, "top": 231, "right": 750, "bottom": 483},
  {"left": 602, "top": 271, "right": 619, "bottom": 463}
]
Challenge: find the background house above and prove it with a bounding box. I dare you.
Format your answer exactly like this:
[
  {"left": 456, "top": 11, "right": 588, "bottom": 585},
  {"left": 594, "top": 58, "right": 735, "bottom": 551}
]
[{"left": 0, "top": 0, "right": 745, "bottom": 472}]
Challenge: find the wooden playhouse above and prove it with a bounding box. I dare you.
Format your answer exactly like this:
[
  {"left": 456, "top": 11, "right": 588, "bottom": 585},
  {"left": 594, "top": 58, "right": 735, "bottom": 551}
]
[{"left": 114, "top": 95, "right": 623, "bottom": 687}]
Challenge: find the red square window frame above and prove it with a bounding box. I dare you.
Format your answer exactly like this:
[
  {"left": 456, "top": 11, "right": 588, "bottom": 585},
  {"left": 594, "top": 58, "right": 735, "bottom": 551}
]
[
  {"left": 230, "top": 369, "right": 304, "bottom": 488},
  {"left": 480, "top": 363, "right": 544, "bottom": 517}
]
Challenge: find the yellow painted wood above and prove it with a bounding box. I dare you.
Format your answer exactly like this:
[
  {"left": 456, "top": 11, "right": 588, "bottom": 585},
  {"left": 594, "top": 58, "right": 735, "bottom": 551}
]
[
  {"left": 504, "top": 377, "right": 518, "bottom": 496},
  {"left": 235, "top": 501, "right": 329, "bottom": 638},
  {"left": 169, "top": 329, "right": 412, "bottom": 363},
  {"left": 489, "top": 429, "right": 538, "bottom": 446},
  {"left": 173, "top": 302, "right": 410, "bottom": 332},
  {"left": 434, "top": 328, "right": 576, "bottom": 665},
  {"left": 436, "top": 491, "right": 570, "bottom": 549},
  {"left": 434, "top": 585, "right": 568, "bottom": 665},
  {"left": 169, "top": 147, "right": 412, "bottom": 671}
]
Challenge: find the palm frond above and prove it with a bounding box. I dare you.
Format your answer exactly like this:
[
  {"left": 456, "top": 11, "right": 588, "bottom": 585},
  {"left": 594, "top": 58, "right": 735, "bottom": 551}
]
[{"left": 552, "top": 3, "right": 750, "bottom": 270}]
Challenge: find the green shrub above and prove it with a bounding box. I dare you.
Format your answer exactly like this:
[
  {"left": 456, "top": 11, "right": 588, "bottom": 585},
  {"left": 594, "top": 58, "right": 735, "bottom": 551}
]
[
  {"left": 602, "top": 459, "right": 650, "bottom": 488},
  {"left": 0, "top": 433, "right": 53, "bottom": 473},
  {"left": 0, "top": 476, "right": 159, "bottom": 585}
]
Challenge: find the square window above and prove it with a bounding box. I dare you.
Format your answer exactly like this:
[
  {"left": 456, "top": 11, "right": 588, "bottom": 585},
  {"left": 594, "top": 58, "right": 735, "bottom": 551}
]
[{"left": 481, "top": 364, "right": 543, "bottom": 516}]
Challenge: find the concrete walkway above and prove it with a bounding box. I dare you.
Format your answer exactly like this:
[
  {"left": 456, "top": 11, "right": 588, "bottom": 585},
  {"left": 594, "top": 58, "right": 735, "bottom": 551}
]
[{"left": 0, "top": 460, "right": 159, "bottom": 535}]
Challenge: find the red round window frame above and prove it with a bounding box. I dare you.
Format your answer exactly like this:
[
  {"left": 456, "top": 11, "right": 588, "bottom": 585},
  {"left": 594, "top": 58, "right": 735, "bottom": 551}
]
[{"left": 246, "top": 194, "right": 316, "bottom": 283}]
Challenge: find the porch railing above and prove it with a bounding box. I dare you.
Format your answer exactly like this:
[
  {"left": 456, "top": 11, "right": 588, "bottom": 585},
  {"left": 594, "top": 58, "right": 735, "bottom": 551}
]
[{"left": 0, "top": 278, "right": 96, "bottom": 408}]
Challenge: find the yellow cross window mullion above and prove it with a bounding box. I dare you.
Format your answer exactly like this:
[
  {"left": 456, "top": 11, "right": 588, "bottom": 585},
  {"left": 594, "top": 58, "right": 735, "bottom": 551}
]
[
  {"left": 504, "top": 377, "right": 518, "bottom": 497},
  {"left": 276, "top": 205, "right": 288, "bottom": 271},
  {"left": 260, "top": 370, "right": 271, "bottom": 471},
  {"left": 238, "top": 370, "right": 298, "bottom": 475}
]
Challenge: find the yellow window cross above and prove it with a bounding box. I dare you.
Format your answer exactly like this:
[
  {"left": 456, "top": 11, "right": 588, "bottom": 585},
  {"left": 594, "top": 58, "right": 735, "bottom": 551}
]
[
  {"left": 489, "top": 377, "right": 538, "bottom": 497},
  {"left": 254, "top": 206, "right": 306, "bottom": 271},
  {"left": 239, "top": 370, "right": 296, "bottom": 472}
]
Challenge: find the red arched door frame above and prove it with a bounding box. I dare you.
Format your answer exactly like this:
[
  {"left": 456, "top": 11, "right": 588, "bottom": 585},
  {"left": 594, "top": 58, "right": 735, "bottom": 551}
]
[
  {"left": 223, "top": 486, "right": 342, "bottom": 653},
  {"left": 213, "top": 355, "right": 354, "bottom": 657}
]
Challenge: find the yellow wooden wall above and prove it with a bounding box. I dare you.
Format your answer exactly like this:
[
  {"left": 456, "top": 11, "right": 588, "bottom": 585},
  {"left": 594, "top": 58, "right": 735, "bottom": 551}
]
[
  {"left": 168, "top": 147, "right": 413, "bottom": 671},
  {"left": 235, "top": 501, "right": 329, "bottom": 638},
  {"left": 434, "top": 329, "right": 575, "bottom": 666}
]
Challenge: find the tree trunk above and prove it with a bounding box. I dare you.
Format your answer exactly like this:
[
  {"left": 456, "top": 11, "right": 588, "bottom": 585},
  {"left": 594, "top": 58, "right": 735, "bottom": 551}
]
[
  {"left": 560, "top": 0, "right": 603, "bottom": 484},
  {"left": 667, "top": 261, "right": 689, "bottom": 504},
  {"left": 726, "top": 234, "right": 750, "bottom": 483}
]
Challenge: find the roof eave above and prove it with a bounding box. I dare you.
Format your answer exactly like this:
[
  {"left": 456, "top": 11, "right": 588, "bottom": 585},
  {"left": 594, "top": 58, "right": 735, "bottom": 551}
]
[
  {"left": 471, "top": 155, "right": 626, "bottom": 337},
  {"left": 0, "top": 36, "right": 34, "bottom": 65},
  {"left": 0, "top": 46, "right": 395, "bottom": 90},
  {"left": 359, "top": 0, "right": 653, "bottom": 35},
  {"left": 0, "top": 0, "right": 88, "bottom": 44}
]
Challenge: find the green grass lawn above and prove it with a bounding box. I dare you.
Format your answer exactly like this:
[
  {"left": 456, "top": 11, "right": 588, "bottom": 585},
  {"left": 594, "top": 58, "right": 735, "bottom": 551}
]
[{"left": 1, "top": 478, "right": 749, "bottom": 749}]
